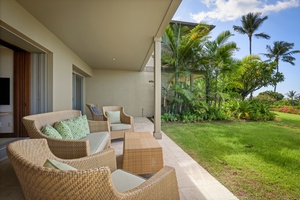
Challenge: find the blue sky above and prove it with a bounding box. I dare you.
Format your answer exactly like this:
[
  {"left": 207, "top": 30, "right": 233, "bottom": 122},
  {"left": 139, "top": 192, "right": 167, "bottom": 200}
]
[{"left": 172, "top": 0, "right": 300, "bottom": 97}]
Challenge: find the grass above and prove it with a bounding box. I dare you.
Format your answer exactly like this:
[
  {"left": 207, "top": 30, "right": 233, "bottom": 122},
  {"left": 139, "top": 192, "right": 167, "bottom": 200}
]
[
  {"left": 272, "top": 111, "right": 300, "bottom": 128},
  {"left": 162, "top": 113, "right": 300, "bottom": 200}
]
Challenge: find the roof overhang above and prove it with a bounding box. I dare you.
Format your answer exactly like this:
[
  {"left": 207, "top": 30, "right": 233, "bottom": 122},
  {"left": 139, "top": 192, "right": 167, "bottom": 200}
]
[{"left": 14, "top": 0, "right": 182, "bottom": 71}]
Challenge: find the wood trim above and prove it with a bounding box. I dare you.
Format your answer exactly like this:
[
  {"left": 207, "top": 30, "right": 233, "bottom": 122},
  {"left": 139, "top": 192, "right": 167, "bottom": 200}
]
[
  {"left": 0, "top": 133, "right": 15, "bottom": 138},
  {"left": 0, "top": 39, "right": 25, "bottom": 51},
  {"left": 13, "top": 51, "right": 31, "bottom": 137}
]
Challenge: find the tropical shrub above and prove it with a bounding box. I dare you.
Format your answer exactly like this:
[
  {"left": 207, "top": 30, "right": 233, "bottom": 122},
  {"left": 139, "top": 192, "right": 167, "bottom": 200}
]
[
  {"left": 256, "top": 90, "right": 284, "bottom": 101},
  {"left": 222, "top": 99, "right": 275, "bottom": 121},
  {"left": 206, "top": 107, "right": 232, "bottom": 121},
  {"left": 273, "top": 99, "right": 293, "bottom": 107},
  {"left": 254, "top": 93, "right": 277, "bottom": 105},
  {"left": 248, "top": 100, "right": 276, "bottom": 120},
  {"left": 161, "top": 113, "right": 180, "bottom": 123},
  {"left": 181, "top": 112, "right": 201, "bottom": 123}
]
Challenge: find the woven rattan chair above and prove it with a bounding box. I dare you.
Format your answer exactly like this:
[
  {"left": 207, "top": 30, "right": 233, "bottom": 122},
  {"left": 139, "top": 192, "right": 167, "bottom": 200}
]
[
  {"left": 7, "top": 139, "right": 180, "bottom": 200},
  {"left": 22, "top": 110, "right": 110, "bottom": 159},
  {"left": 102, "top": 106, "right": 134, "bottom": 140},
  {"left": 86, "top": 103, "right": 103, "bottom": 121}
]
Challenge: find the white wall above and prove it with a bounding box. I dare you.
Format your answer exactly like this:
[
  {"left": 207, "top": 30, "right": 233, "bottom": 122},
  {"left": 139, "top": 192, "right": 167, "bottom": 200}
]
[
  {"left": 1, "top": 0, "right": 157, "bottom": 117},
  {"left": 0, "top": 0, "right": 93, "bottom": 111},
  {"left": 85, "top": 70, "right": 154, "bottom": 117},
  {"left": 0, "top": 47, "right": 14, "bottom": 133}
]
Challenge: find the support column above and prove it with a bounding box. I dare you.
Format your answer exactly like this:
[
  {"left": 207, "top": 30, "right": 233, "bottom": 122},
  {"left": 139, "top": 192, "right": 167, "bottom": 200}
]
[{"left": 153, "top": 37, "right": 162, "bottom": 139}]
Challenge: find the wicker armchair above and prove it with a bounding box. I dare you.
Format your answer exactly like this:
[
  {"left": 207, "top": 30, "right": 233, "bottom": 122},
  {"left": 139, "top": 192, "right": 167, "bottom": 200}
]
[
  {"left": 7, "top": 139, "right": 180, "bottom": 200},
  {"left": 102, "top": 106, "right": 134, "bottom": 140},
  {"left": 22, "top": 110, "right": 110, "bottom": 159},
  {"left": 86, "top": 103, "right": 103, "bottom": 121}
]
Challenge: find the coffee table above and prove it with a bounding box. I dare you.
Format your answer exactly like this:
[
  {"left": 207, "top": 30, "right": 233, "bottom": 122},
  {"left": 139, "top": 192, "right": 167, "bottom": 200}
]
[{"left": 123, "top": 132, "right": 163, "bottom": 174}]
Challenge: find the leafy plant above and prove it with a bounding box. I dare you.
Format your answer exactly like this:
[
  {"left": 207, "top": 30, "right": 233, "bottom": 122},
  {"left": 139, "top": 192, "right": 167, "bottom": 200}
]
[
  {"left": 161, "top": 112, "right": 179, "bottom": 123},
  {"left": 222, "top": 99, "right": 275, "bottom": 120}
]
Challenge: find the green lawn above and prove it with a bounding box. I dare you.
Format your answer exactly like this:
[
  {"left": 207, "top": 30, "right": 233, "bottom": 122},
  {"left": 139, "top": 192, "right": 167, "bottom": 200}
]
[
  {"left": 162, "top": 113, "right": 300, "bottom": 200},
  {"left": 272, "top": 111, "right": 300, "bottom": 128}
]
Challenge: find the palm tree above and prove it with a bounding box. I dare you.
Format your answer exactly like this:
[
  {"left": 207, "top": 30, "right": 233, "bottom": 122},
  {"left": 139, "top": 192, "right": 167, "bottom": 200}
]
[
  {"left": 286, "top": 90, "right": 299, "bottom": 106},
  {"left": 198, "top": 30, "right": 238, "bottom": 106},
  {"left": 162, "top": 22, "right": 211, "bottom": 84},
  {"left": 233, "top": 12, "right": 270, "bottom": 55},
  {"left": 262, "top": 41, "right": 300, "bottom": 92},
  {"left": 162, "top": 22, "right": 211, "bottom": 114}
]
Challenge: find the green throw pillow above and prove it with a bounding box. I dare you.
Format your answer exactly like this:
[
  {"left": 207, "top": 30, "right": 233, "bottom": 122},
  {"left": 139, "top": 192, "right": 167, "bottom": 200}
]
[
  {"left": 44, "top": 159, "right": 77, "bottom": 170},
  {"left": 54, "top": 121, "right": 73, "bottom": 140},
  {"left": 64, "top": 115, "right": 90, "bottom": 139},
  {"left": 41, "top": 124, "right": 62, "bottom": 139},
  {"left": 106, "top": 111, "right": 121, "bottom": 124}
]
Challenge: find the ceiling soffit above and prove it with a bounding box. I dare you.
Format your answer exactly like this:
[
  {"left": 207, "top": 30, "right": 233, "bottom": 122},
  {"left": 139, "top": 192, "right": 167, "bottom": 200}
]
[{"left": 16, "top": 0, "right": 182, "bottom": 71}]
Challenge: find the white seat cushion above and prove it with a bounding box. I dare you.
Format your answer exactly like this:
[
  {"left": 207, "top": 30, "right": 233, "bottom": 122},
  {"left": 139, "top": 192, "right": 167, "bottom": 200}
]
[
  {"left": 82, "top": 132, "right": 110, "bottom": 154},
  {"left": 110, "top": 123, "right": 131, "bottom": 131},
  {"left": 44, "top": 159, "right": 77, "bottom": 170},
  {"left": 111, "top": 169, "right": 146, "bottom": 192}
]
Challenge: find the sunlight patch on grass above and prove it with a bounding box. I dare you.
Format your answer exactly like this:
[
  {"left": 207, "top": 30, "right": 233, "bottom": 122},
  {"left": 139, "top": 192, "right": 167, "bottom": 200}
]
[{"left": 273, "top": 112, "right": 300, "bottom": 128}]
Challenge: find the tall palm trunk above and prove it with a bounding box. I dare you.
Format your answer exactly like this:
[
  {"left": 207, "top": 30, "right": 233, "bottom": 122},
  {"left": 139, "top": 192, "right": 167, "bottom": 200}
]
[
  {"left": 205, "top": 69, "right": 211, "bottom": 106},
  {"left": 190, "top": 74, "right": 194, "bottom": 92},
  {"left": 249, "top": 35, "right": 254, "bottom": 97},
  {"left": 249, "top": 36, "right": 252, "bottom": 55},
  {"left": 214, "top": 71, "right": 219, "bottom": 108},
  {"left": 174, "top": 64, "right": 180, "bottom": 114},
  {"left": 274, "top": 60, "right": 279, "bottom": 92}
]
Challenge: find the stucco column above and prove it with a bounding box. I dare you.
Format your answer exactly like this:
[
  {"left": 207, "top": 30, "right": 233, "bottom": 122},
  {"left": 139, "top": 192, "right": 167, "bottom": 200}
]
[{"left": 153, "top": 37, "right": 162, "bottom": 139}]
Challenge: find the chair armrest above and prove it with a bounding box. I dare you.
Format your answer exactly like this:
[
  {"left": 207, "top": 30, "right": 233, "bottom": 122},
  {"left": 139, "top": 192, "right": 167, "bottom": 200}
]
[
  {"left": 17, "top": 164, "right": 115, "bottom": 199},
  {"left": 124, "top": 166, "right": 180, "bottom": 199},
  {"left": 62, "top": 148, "right": 117, "bottom": 172},
  {"left": 102, "top": 112, "right": 108, "bottom": 121},
  {"left": 88, "top": 120, "right": 110, "bottom": 133},
  {"left": 46, "top": 137, "right": 90, "bottom": 159},
  {"left": 120, "top": 113, "right": 134, "bottom": 126}
]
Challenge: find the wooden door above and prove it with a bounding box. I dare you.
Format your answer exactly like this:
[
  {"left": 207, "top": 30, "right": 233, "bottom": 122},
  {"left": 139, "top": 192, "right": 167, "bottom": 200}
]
[{"left": 13, "top": 51, "right": 30, "bottom": 137}]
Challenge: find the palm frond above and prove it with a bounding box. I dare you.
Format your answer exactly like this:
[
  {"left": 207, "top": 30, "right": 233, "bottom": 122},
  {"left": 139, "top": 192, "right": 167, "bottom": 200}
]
[
  {"left": 233, "top": 26, "right": 247, "bottom": 34},
  {"left": 254, "top": 33, "right": 270, "bottom": 39}
]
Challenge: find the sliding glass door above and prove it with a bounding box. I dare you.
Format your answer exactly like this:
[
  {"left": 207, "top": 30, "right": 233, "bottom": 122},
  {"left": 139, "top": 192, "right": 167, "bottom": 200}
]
[{"left": 72, "top": 73, "right": 84, "bottom": 113}]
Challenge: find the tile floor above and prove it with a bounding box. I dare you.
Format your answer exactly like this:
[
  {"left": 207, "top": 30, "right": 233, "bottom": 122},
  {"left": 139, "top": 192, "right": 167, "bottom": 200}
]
[{"left": 111, "top": 117, "right": 238, "bottom": 200}]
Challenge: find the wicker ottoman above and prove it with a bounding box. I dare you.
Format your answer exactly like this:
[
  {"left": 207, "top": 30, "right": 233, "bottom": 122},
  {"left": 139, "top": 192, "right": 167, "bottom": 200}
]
[{"left": 123, "top": 132, "right": 163, "bottom": 174}]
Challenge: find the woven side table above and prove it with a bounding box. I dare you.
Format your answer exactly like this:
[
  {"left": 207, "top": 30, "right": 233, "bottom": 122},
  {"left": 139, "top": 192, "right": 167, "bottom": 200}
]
[{"left": 123, "top": 132, "right": 163, "bottom": 174}]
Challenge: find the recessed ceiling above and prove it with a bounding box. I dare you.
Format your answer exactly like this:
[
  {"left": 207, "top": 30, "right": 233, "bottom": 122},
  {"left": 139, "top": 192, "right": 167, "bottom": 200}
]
[{"left": 15, "top": 0, "right": 182, "bottom": 71}]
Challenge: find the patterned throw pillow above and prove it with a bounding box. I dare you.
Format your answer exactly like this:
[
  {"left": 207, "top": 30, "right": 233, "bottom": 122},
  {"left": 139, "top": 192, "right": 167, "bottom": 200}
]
[
  {"left": 91, "top": 106, "right": 102, "bottom": 115},
  {"left": 106, "top": 111, "right": 121, "bottom": 124},
  {"left": 54, "top": 121, "right": 73, "bottom": 140},
  {"left": 41, "top": 124, "right": 62, "bottom": 139},
  {"left": 63, "top": 115, "right": 90, "bottom": 139}
]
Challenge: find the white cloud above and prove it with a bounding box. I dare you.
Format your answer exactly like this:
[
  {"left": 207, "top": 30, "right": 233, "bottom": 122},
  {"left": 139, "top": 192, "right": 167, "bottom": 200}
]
[
  {"left": 191, "top": 0, "right": 300, "bottom": 22},
  {"left": 172, "top": 16, "right": 183, "bottom": 21},
  {"left": 201, "top": 0, "right": 215, "bottom": 7}
]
